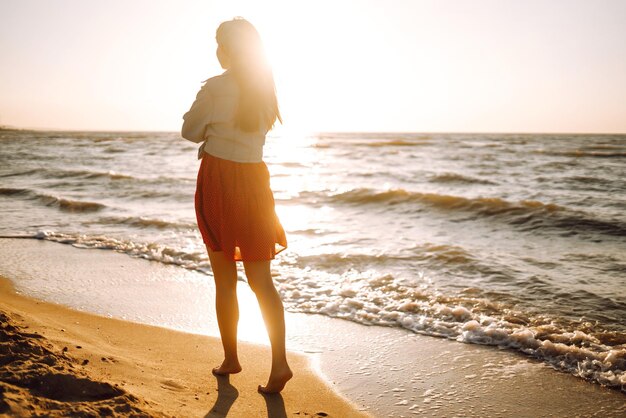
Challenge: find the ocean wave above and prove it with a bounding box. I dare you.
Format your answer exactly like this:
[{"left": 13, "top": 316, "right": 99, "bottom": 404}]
[
  {"left": 35, "top": 167, "right": 140, "bottom": 182},
  {"left": 315, "top": 132, "right": 431, "bottom": 141},
  {"left": 293, "top": 246, "right": 521, "bottom": 298},
  {"left": 358, "top": 139, "right": 429, "bottom": 147},
  {"left": 302, "top": 188, "right": 626, "bottom": 237},
  {"left": 560, "top": 253, "right": 626, "bottom": 275},
  {"left": 0, "top": 167, "right": 194, "bottom": 187},
  {"left": 581, "top": 144, "right": 625, "bottom": 151},
  {"left": 296, "top": 243, "right": 477, "bottom": 270},
  {"left": 536, "top": 150, "right": 626, "bottom": 158},
  {"left": 276, "top": 161, "right": 306, "bottom": 168},
  {"left": 0, "top": 167, "right": 135, "bottom": 181},
  {"left": 321, "top": 188, "right": 563, "bottom": 213},
  {"left": 290, "top": 228, "right": 328, "bottom": 236},
  {"left": 562, "top": 175, "right": 615, "bottom": 186},
  {"left": 0, "top": 169, "right": 39, "bottom": 178},
  {"left": 273, "top": 267, "right": 626, "bottom": 392},
  {"left": 428, "top": 172, "right": 497, "bottom": 185},
  {"left": 33, "top": 231, "right": 210, "bottom": 271},
  {"left": 311, "top": 134, "right": 431, "bottom": 148},
  {"left": 103, "top": 147, "right": 126, "bottom": 154},
  {"left": 536, "top": 213, "right": 626, "bottom": 237},
  {"left": 91, "top": 216, "right": 196, "bottom": 230},
  {"left": 0, "top": 187, "right": 105, "bottom": 213},
  {"left": 57, "top": 169, "right": 135, "bottom": 180}
]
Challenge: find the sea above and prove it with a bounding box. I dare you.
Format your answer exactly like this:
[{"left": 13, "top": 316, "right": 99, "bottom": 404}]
[{"left": 0, "top": 128, "right": 624, "bottom": 393}]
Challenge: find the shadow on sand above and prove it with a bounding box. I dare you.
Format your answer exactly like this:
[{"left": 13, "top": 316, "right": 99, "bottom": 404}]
[
  {"left": 204, "top": 374, "right": 287, "bottom": 418},
  {"left": 260, "top": 391, "right": 287, "bottom": 418},
  {"left": 204, "top": 374, "right": 238, "bottom": 417}
]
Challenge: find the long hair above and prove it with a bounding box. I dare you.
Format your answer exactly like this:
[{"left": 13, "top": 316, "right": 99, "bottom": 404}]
[{"left": 216, "top": 18, "right": 282, "bottom": 133}]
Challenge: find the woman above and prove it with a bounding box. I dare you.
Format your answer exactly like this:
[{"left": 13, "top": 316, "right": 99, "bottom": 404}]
[{"left": 181, "top": 17, "right": 292, "bottom": 394}]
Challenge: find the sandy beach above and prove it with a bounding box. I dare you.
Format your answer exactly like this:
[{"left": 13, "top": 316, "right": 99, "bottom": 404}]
[{"left": 0, "top": 274, "right": 367, "bottom": 417}]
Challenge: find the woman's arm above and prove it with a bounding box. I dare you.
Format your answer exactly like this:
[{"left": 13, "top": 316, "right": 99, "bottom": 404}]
[{"left": 181, "top": 84, "right": 214, "bottom": 143}]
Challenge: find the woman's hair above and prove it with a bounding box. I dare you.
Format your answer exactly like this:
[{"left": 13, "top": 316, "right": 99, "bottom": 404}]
[{"left": 216, "top": 18, "right": 282, "bottom": 132}]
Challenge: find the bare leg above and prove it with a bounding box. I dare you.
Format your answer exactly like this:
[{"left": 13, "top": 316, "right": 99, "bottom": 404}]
[
  {"left": 208, "top": 248, "right": 242, "bottom": 375},
  {"left": 243, "top": 260, "right": 292, "bottom": 393}
]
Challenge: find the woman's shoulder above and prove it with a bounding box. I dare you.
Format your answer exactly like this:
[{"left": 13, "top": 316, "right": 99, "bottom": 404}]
[{"left": 201, "top": 71, "right": 237, "bottom": 96}]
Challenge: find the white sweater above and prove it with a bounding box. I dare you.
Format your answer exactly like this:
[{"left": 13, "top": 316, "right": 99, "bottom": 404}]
[{"left": 181, "top": 70, "right": 268, "bottom": 163}]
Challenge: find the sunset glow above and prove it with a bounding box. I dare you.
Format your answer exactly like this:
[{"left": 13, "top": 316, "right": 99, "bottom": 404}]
[{"left": 1, "top": 0, "right": 625, "bottom": 133}]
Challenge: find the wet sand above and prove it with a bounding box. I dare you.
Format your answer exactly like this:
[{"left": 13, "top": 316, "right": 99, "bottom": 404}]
[{"left": 0, "top": 277, "right": 367, "bottom": 417}]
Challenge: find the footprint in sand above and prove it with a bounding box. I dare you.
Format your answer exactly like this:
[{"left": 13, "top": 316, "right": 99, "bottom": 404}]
[{"left": 160, "top": 379, "right": 188, "bottom": 391}]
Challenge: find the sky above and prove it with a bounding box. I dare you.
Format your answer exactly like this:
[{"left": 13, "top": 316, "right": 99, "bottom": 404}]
[{"left": 1, "top": 0, "right": 625, "bottom": 133}]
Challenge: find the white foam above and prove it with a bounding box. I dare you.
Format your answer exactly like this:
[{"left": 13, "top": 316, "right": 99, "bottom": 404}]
[
  {"left": 28, "top": 231, "right": 626, "bottom": 393},
  {"left": 273, "top": 265, "right": 626, "bottom": 392}
]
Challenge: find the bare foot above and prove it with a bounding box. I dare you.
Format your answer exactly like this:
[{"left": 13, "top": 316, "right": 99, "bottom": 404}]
[
  {"left": 212, "top": 360, "right": 242, "bottom": 376},
  {"left": 257, "top": 367, "right": 293, "bottom": 394}
]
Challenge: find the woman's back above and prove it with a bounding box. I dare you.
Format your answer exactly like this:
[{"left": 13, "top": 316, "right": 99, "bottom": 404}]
[{"left": 182, "top": 71, "right": 267, "bottom": 163}]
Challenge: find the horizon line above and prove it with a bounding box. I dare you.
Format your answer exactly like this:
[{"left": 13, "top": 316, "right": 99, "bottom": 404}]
[{"left": 1, "top": 125, "right": 625, "bottom": 136}]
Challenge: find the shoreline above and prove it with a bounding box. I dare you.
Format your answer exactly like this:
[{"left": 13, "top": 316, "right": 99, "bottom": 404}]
[
  {"left": 1, "top": 238, "right": 624, "bottom": 417},
  {"left": 0, "top": 275, "right": 367, "bottom": 417}
]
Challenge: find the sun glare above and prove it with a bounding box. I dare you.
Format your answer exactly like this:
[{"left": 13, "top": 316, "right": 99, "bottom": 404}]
[{"left": 1, "top": 0, "right": 625, "bottom": 132}]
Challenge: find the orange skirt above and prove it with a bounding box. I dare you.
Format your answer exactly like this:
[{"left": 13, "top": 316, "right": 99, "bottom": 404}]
[{"left": 195, "top": 153, "right": 287, "bottom": 261}]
